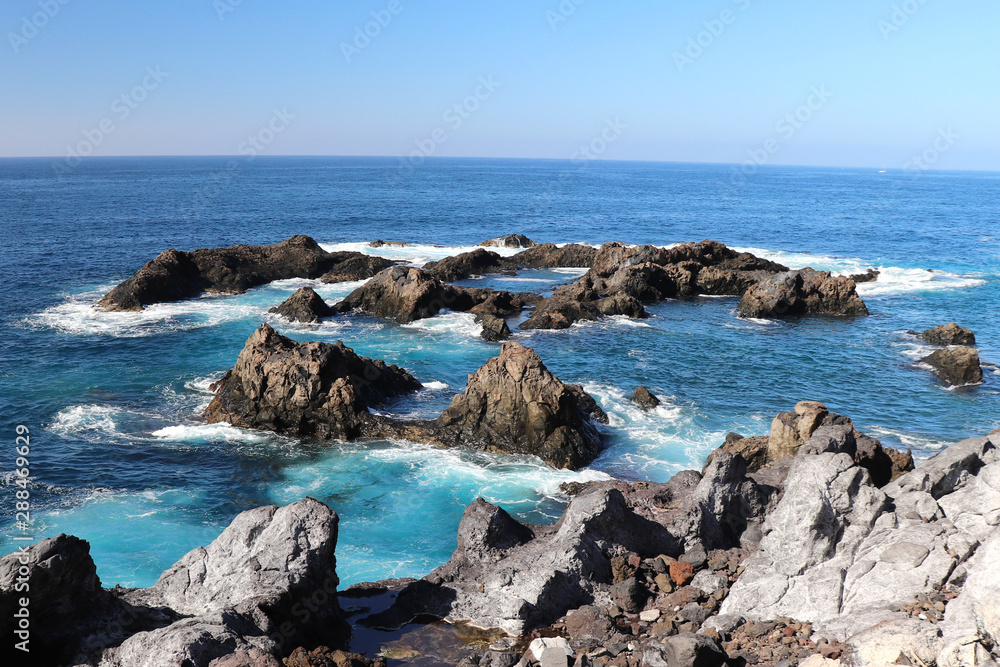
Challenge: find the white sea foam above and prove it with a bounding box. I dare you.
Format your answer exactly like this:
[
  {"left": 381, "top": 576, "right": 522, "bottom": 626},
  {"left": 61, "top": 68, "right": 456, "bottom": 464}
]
[
  {"left": 150, "top": 422, "right": 275, "bottom": 443},
  {"left": 184, "top": 377, "right": 220, "bottom": 394},
  {"left": 865, "top": 425, "right": 952, "bottom": 453},
  {"left": 421, "top": 381, "right": 449, "bottom": 390},
  {"left": 50, "top": 405, "right": 126, "bottom": 438},
  {"left": 400, "top": 311, "right": 484, "bottom": 339}
]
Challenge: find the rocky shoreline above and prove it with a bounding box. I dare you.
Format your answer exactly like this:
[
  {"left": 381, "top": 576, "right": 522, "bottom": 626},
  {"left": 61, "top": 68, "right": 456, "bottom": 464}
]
[{"left": 14, "top": 234, "right": 988, "bottom": 665}]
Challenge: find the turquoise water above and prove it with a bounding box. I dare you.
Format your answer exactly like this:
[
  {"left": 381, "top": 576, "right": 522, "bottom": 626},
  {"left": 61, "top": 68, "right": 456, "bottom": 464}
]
[{"left": 0, "top": 157, "right": 997, "bottom": 588}]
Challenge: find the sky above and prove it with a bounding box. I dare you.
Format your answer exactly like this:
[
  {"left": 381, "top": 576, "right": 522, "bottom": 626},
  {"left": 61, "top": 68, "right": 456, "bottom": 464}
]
[{"left": 2, "top": 0, "right": 998, "bottom": 170}]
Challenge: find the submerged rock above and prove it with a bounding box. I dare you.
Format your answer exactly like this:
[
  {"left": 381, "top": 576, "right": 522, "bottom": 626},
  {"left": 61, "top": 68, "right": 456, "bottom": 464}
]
[
  {"left": 511, "top": 243, "right": 598, "bottom": 268},
  {"left": 737, "top": 268, "right": 869, "bottom": 318},
  {"left": 432, "top": 342, "right": 608, "bottom": 469},
  {"left": 478, "top": 234, "right": 538, "bottom": 248},
  {"left": 203, "top": 324, "right": 422, "bottom": 439},
  {"left": 848, "top": 268, "right": 880, "bottom": 283},
  {"left": 98, "top": 236, "right": 349, "bottom": 311},
  {"left": 913, "top": 322, "right": 977, "bottom": 346},
  {"left": 269, "top": 286, "right": 335, "bottom": 323},
  {"left": 921, "top": 346, "right": 984, "bottom": 386},
  {"left": 423, "top": 249, "right": 518, "bottom": 282},
  {"left": 632, "top": 385, "right": 661, "bottom": 409}
]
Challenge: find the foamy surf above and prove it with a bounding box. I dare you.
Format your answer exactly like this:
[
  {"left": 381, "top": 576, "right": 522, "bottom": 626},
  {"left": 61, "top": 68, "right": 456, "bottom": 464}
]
[
  {"left": 150, "top": 422, "right": 278, "bottom": 444},
  {"left": 400, "top": 311, "right": 484, "bottom": 339},
  {"left": 50, "top": 405, "right": 128, "bottom": 439}
]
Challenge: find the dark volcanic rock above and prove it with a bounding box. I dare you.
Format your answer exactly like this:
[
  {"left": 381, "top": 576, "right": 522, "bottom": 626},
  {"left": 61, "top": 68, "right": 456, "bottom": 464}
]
[
  {"left": 519, "top": 275, "right": 646, "bottom": 330},
  {"left": 320, "top": 254, "right": 397, "bottom": 283},
  {"left": 269, "top": 286, "right": 335, "bottom": 323},
  {"left": 478, "top": 234, "right": 538, "bottom": 248},
  {"left": 432, "top": 342, "right": 608, "bottom": 469},
  {"left": 737, "top": 268, "right": 870, "bottom": 318},
  {"left": 99, "top": 235, "right": 342, "bottom": 311},
  {"left": 849, "top": 268, "right": 880, "bottom": 283},
  {"left": 203, "top": 324, "right": 422, "bottom": 439},
  {"left": 511, "top": 243, "right": 598, "bottom": 268},
  {"left": 921, "top": 346, "right": 984, "bottom": 386},
  {"left": 423, "top": 249, "right": 518, "bottom": 282},
  {"left": 913, "top": 322, "right": 977, "bottom": 346},
  {"left": 632, "top": 385, "right": 661, "bottom": 409},
  {"left": 335, "top": 266, "right": 534, "bottom": 324},
  {"left": 478, "top": 313, "right": 511, "bottom": 342}
]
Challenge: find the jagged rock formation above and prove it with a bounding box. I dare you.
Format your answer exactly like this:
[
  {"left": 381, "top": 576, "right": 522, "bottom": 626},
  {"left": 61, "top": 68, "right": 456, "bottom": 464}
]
[
  {"left": 848, "top": 269, "right": 880, "bottom": 283},
  {"left": 430, "top": 342, "right": 609, "bottom": 469},
  {"left": 478, "top": 234, "right": 538, "bottom": 248},
  {"left": 521, "top": 241, "right": 789, "bottom": 330},
  {"left": 632, "top": 386, "right": 661, "bottom": 409},
  {"left": 721, "top": 432, "right": 1000, "bottom": 665},
  {"left": 320, "top": 254, "right": 397, "bottom": 283},
  {"left": 97, "top": 236, "right": 382, "bottom": 311},
  {"left": 334, "top": 266, "right": 537, "bottom": 325},
  {"left": 423, "top": 249, "right": 519, "bottom": 281},
  {"left": 203, "top": 324, "right": 422, "bottom": 439},
  {"left": 738, "top": 269, "right": 869, "bottom": 318},
  {"left": 922, "top": 346, "right": 984, "bottom": 386},
  {"left": 511, "top": 243, "right": 598, "bottom": 268},
  {"left": 477, "top": 313, "right": 511, "bottom": 342},
  {"left": 0, "top": 499, "right": 347, "bottom": 667},
  {"left": 912, "top": 322, "right": 976, "bottom": 346},
  {"left": 268, "top": 286, "right": 335, "bottom": 323}
]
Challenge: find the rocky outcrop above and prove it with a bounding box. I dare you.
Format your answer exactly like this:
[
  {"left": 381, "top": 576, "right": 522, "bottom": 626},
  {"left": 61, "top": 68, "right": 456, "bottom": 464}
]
[
  {"left": 269, "top": 286, "right": 335, "bottom": 323},
  {"left": 320, "top": 254, "right": 397, "bottom": 283},
  {"left": 848, "top": 269, "right": 880, "bottom": 283},
  {"left": 511, "top": 243, "right": 598, "bottom": 268},
  {"left": 334, "top": 266, "right": 536, "bottom": 325},
  {"left": 738, "top": 269, "right": 869, "bottom": 318},
  {"left": 203, "top": 324, "right": 422, "bottom": 440},
  {"left": 521, "top": 241, "right": 788, "bottom": 330},
  {"left": 921, "top": 346, "right": 984, "bottom": 386},
  {"left": 368, "top": 240, "right": 411, "bottom": 248},
  {"left": 430, "top": 342, "right": 609, "bottom": 469},
  {"left": 479, "top": 234, "right": 538, "bottom": 248},
  {"left": 912, "top": 322, "right": 976, "bottom": 346},
  {"left": 721, "top": 432, "right": 1000, "bottom": 665},
  {"left": 632, "top": 386, "right": 661, "bottom": 409},
  {"left": 477, "top": 313, "right": 511, "bottom": 342},
  {"left": 98, "top": 236, "right": 351, "bottom": 311},
  {"left": 423, "top": 249, "right": 518, "bottom": 282},
  {"left": 1, "top": 499, "right": 348, "bottom": 667}
]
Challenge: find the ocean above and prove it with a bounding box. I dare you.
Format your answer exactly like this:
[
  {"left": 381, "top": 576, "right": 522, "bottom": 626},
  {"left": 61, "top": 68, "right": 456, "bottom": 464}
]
[{"left": 0, "top": 156, "right": 997, "bottom": 589}]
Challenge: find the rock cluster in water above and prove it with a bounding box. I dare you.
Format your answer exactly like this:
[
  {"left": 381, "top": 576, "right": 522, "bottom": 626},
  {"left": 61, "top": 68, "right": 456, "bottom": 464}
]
[
  {"left": 738, "top": 268, "right": 870, "bottom": 319},
  {"left": 912, "top": 323, "right": 984, "bottom": 387},
  {"left": 268, "top": 286, "right": 335, "bottom": 323}
]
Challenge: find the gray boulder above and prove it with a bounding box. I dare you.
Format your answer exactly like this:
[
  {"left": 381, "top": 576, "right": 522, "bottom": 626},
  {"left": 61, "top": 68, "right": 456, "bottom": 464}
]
[{"left": 921, "top": 346, "right": 984, "bottom": 386}]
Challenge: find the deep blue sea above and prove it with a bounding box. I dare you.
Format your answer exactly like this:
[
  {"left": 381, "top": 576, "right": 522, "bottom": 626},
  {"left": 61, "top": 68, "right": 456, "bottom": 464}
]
[{"left": 0, "top": 156, "right": 997, "bottom": 589}]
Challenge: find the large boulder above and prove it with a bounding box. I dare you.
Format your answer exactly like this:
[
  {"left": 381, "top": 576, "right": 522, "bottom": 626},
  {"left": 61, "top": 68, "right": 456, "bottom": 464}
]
[
  {"left": 913, "top": 323, "right": 976, "bottom": 346},
  {"left": 511, "top": 243, "right": 598, "bottom": 268},
  {"left": 319, "top": 254, "right": 397, "bottom": 283},
  {"left": 98, "top": 236, "right": 347, "bottom": 311},
  {"left": 203, "top": 324, "right": 422, "bottom": 439},
  {"left": 432, "top": 342, "right": 608, "bottom": 469},
  {"left": 268, "top": 286, "right": 335, "bottom": 323},
  {"left": 478, "top": 234, "right": 538, "bottom": 248},
  {"left": 921, "top": 346, "right": 984, "bottom": 386},
  {"left": 423, "top": 249, "right": 519, "bottom": 282},
  {"left": 519, "top": 275, "right": 646, "bottom": 330},
  {"left": 738, "top": 269, "right": 869, "bottom": 318}
]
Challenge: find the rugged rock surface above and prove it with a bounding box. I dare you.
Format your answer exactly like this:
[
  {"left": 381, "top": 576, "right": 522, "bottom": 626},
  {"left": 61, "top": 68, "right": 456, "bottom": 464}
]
[
  {"left": 479, "top": 234, "right": 538, "bottom": 248},
  {"left": 1, "top": 499, "right": 348, "bottom": 667},
  {"left": 912, "top": 322, "right": 977, "bottom": 346},
  {"left": 921, "top": 345, "right": 984, "bottom": 386},
  {"left": 334, "top": 266, "right": 536, "bottom": 324},
  {"left": 423, "top": 249, "right": 519, "bottom": 282},
  {"left": 737, "top": 269, "right": 869, "bottom": 318},
  {"left": 632, "top": 386, "right": 661, "bottom": 409},
  {"left": 511, "top": 243, "right": 598, "bottom": 268},
  {"left": 431, "top": 342, "right": 609, "bottom": 469},
  {"left": 477, "top": 313, "right": 511, "bottom": 342},
  {"left": 368, "top": 240, "right": 411, "bottom": 248},
  {"left": 98, "top": 236, "right": 351, "bottom": 311},
  {"left": 848, "top": 269, "right": 880, "bottom": 283},
  {"left": 320, "top": 254, "right": 397, "bottom": 283},
  {"left": 269, "top": 286, "right": 335, "bottom": 323},
  {"left": 203, "top": 324, "right": 422, "bottom": 439},
  {"left": 521, "top": 241, "right": 789, "bottom": 330}
]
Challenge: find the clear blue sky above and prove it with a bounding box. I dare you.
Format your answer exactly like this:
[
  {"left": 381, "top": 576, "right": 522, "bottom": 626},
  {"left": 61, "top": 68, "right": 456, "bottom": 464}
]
[{"left": 2, "top": 0, "right": 998, "bottom": 170}]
